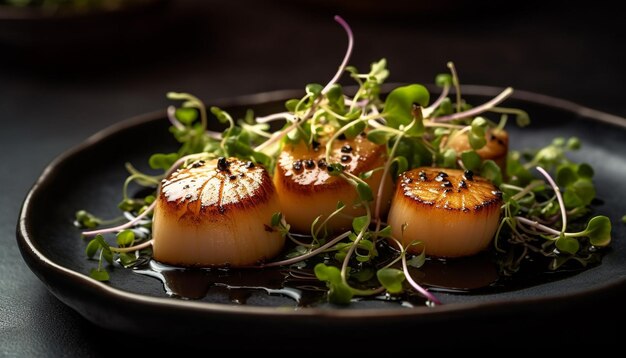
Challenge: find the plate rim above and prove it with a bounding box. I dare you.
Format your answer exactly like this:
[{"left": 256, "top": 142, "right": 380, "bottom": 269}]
[{"left": 16, "top": 84, "right": 626, "bottom": 321}]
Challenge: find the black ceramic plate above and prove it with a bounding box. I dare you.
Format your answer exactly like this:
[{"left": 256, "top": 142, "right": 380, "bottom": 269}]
[{"left": 17, "top": 85, "right": 626, "bottom": 345}]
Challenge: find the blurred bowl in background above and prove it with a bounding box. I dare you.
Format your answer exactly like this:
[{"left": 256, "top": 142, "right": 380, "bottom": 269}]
[
  {"left": 0, "top": 0, "right": 170, "bottom": 47},
  {"left": 0, "top": 0, "right": 181, "bottom": 69}
]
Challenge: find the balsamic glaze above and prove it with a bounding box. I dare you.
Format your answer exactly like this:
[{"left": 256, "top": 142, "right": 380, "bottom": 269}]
[{"left": 133, "top": 242, "right": 587, "bottom": 307}]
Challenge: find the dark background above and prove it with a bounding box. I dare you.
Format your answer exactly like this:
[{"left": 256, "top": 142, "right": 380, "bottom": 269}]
[{"left": 1, "top": 1, "right": 625, "bottom": 355}]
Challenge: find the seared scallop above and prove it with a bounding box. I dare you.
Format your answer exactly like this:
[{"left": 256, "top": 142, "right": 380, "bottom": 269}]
[
  {"left": 152, "top": 157, "right": 284, "bottom": 267},
  {"left": 273, "top": 135, "right": 393, "bottom": 232},
  {"left": 387, "top": 167, "right": 502, "bottom": 257},
  {"left": 447, "top": 128, "right": 509, "bottom": 171}
]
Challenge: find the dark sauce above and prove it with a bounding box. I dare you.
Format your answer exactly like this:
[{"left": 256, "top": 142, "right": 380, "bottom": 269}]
[{"left": 133, "top": 242, "right": 590, "bottom": 308}]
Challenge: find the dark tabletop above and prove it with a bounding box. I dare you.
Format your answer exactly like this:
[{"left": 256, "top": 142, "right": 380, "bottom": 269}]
[{"left": 1, "top": 1, "right": 625, "bottom": 355}]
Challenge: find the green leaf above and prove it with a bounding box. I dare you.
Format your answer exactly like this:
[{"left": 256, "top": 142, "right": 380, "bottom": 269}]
[
  {"left": 210, "top": 106, "right": 233, "bottom": 124},
  {"left": 328, "top": 282, "right": 354, "bottom": 305},
  {"left": 392, "top": 156, "right": 409, "bottom": 177},
  {"left": 352, "top": 215, "right": 370, "bottom": 233},
  {"left": 119, "top": 253, "right": 137, "bottom": 267},
  {"left": 515, "top": 111, "right": 531, "bottom": 127},
  {"left": 336, "top": 201, "right": 345, "bottom": 210},
  {"left": 357, "top": 239, "right": 374, "bottom": 252},
  {"left": 406, "top": 249, "right": 426, "bottom": 268},
  {"left": 175, "top": 107, "right": 198, "bottom": 125},
  {"left": 577, "top": 163, "right": 594, "bottom": 179},
  {"left": 556, "top": 235, "right": 580, "bottom": 254},
  {"left": 149, "top": 153, "right": 179, "bottom": 171},
  {"left": 85, "top": 239, "right": 100, "bottom": 258},
  {"left": 566, "top": 137, "right": 581, "bottom": 150},
  {"left": 326, "top": 84, "right": 345, "bottom": 113},
  {"left": 481, "top": 160, "right": 503, "bottom": 186},
  {"left": 360, "top": 169, "right": 375, "bottom": 180},
  {"left": 314, "top": 264, "right": 353, "bottom": 304},
  {"left": 102, "top": 250, "right": 113, "bottom": 265},
  {"left": 461, "top": 150, "right": 481, "bottom": 171},
  {"left": 469, "top": 132, "right": 487, "bottom": 150},
  {"left": 356, "top": 182, "right": 374, "bottom": 202},
  {"left": 116, "top": 230, "right": 135, "bottom": 247},
  {"left": 305, "top": 83, "right": 323, "bottom": 99},
  {"left": 377, "top": 225, "right": 392, "bottom": 238},
  {"left": 377, "top": 268, "right": 405, "bottom": 294},
  {"left": 89, "top": 269, "right": 110, "bottom": 282},
  {"left": 383, "top": 84, "right": 430, "bottom": 129},
  {"left": 75, "top": 210, "right": 100, "bottom": 228},
  {"left": 552, "top": 137, "right": 565, "bottom": 146},
  {"left": 435, "top": 73, "right": 452, "bottom": 87},
  {"left": 344, "top": 120, "right": 366, "bottom": 139},
  {"left": 367, "top": 129, "right": 394, "bottom": 145},
  {"left": 470, "top": 117, "right": 488, "bottom": 133},
  {"left": 584, "top": 216, "right": 612, "bottom": 247},
  {"left": 442, "top": 148, "right": 457, "bottom": 168},
  {"left": 563, "top": 179, "right": 595, "bottom": 208},
  {"left": 118, "top": 199, "right": 137, "bottom": 212},
  {"left": 94, "top": 235, "right": 113, "bottom": 265},
  {"left": 437, "top": 97, "right": 453, "bottom": 115},
  {"left": 556, "top": 165, "right": 577, "bottom": 187},
  {"left": 271, "top": 212, "right": 282, "bottom": 227},
  {"left": 369, "top": 58, "right": 389, "bottom": 83},
  {"left": 285, "top": 99, "right": 300, "bottom": 112}
]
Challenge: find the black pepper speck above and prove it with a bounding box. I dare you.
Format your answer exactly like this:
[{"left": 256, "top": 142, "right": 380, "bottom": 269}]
[{"left": 217, "top": 157, "right": 230, "bottom": 171}]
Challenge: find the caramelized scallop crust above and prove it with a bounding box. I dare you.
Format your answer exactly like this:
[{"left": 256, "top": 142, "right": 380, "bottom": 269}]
[
  {"left": 387, "top": 167, "right": 502, "bottom": 257},
  {"left": 152, "top": 158, "right": 284, "bottom": 267},
  {"left": 273, "top": 135, "right": 393, "bottom": 232}
]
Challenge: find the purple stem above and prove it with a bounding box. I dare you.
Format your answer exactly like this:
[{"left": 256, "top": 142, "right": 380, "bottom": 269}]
[
  {"left": 402, "top": 253, "right": 441, "bottom": 305},
  {"left": 423, "top": 85, "right": 450, "bottom": 116},
  {"left": 431, "top": 87, "right": 513, "bottom": 123},
  {"left": 535, "top": 166, "right": 567, "bottom": 234},
  {"left": 322, "top": 15, "right": 354, "bottom": 95},
  {"left": 251, "top": 231, "right": 351, "bottom": 268}
]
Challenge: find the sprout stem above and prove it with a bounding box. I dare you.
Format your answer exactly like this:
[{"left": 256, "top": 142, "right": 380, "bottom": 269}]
[
  {"left": 167, "top": 105, "right": 185, "bottom": 130},
  {"left": 389, "top": 239, "right": 441, "bottom": 305},
  {"left": 431, "top": 87, "right": 513, "bottom": 123},
  {"left": 447, "top": 62, "right": 462, "bottom": 113},
  {"left": 256, "top": 112, "right": 296, "bottom": 124},
  {"left": 254, "top": 119, "right": 302, "bottom": 152},
  {"left": 82, "top": 202, "right": 157, "bottom": 237},
  {"left": 423, "top": 84, "right": 450, "bottom": 117},
  {"left": 402, "top": 253, "right": 441, "bottom": 305},
  {"left": 535, "top": 166, "right": 567, "bottom": 235},
  {"left": 322, "top": 15, "right": 354, "bottom": 95},
  {"left": 515, "top": 216, "right": 561, "bottom": 236},
  {"left": 110, "top": 240, "right": 153, "bottom": 253},
  {"left": 254, "top": 231, "right": 352, "bottom": 268}
]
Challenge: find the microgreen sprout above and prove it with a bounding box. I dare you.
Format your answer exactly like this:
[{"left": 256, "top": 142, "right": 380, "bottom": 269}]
[{"left": 76, "top": 15, "right": 612, "bottom": 306}]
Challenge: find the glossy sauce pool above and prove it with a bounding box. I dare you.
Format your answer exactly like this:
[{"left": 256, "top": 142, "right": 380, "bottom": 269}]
[{"left": 133, "top": 242, "right": 584, "bottom": 307}]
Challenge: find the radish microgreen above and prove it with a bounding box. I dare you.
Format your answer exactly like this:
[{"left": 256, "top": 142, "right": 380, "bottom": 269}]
[{"left": 75, "top": 15, "right": 612, "bottom": 305}]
